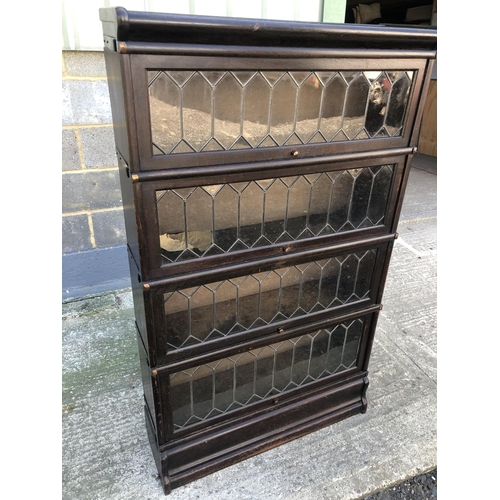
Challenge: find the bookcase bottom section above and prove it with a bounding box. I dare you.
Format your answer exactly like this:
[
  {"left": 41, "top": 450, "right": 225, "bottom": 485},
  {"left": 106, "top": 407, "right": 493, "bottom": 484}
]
[{"left": 145, "top": 373, "right": 369, "bottom": 495}]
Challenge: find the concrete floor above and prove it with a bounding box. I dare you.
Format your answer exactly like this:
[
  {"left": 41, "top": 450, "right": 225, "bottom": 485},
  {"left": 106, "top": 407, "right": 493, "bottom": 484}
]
[{"left": 62, "top": 154, "right": 437, "bottom": 500}]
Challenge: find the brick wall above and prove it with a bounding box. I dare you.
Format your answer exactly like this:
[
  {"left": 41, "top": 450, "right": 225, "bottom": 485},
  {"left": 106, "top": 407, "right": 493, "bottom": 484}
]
[{"left": 62, "top": 51, "right": 129, "bottom": 299}]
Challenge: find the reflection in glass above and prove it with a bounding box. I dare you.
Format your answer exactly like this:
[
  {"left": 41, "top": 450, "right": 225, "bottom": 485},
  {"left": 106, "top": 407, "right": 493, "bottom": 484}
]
[
  {"left": 214, "top": 74, "right": 241, "bottom": 148},
  {"left": 182, "top": 73, "right": 212, "bottom": 151},
  {"left": 163, "top": 250, "right": 375, "bottom": 349},
  {"left": 270, "top": 73, "right": 297, "bottom": 144},
  {"left": 343, "top": 72, "right": 370, "bottom": 139},
  {"left": 320, "top": 73, "right": 347, "bottom": 140},
  {"left": 243, "top": 74, "right": 270, "bottom": 146},
  {"left": 149, "top": 72, "right": 181, "bottom": 155},
  {"left": 157, "top": 165, "right": 395, "bottom": 263},
  {"left": 169, "top": 319, "right": 364, "bottom": 429},
  {"left": 295, "top": 73, "right": 322, "bottom": 142},
  {"left": 365, "top": 73, "right": 390, "bottom": 136},
  {"left": 148, "top": 70, "right": 415, "bottom": 154},
  {"left": 386, "top": 73, "right": 412, "bottom": 135}
]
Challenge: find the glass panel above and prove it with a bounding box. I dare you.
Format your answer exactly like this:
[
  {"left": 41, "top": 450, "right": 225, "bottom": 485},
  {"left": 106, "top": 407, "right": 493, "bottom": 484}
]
[
  {"left": 163, "top": 251, "right": 376, "bottom": 349},
  {"left": 182, "top": 73, "right": 212, "bottom": 151},
  {"left": 295, "top": 73, "right": 322, "bottom": 142},
  {"left": 308, "top": 329, "right": 332, "bottom": 379},
  {"left": 158, "top": 166, "right": 395, "bottom": 264},
  {"left": 164, "top": 292, "right": 189, "bottom": 348},
  {"left": 202, "top": 139, "right": 224, "bottom": 152},
  {"left": 169, "top": 318, "right": 365, "bottom": 429},
  {"left": 299, "top": 262, "right": 322, "bottom": 312},
  {"left": 386, "top": 72, "right": 412, "bottom": 136},
  {"left": 238, "top": 276, "right": 261, "bottom": 329},
  {"left": 290, "top": 335, "right": 313, "bottom": 385},
  {"left": 213, "top": 185, "right": 238, "bottom": 251},
  {"left": 270, "top": 73, "right": 297, "bottom": 145},
  {"left": 318, "top": 258, "right": 341, "bottom": 307},
  {"left": 366, "top": 72, "right": 391, "bottom": 137},
  {"left": 343, "top": 72, "right": 370, "bottom": 139},
  {"left": 309, "top": 173, "right": 334, "bottom": 233},
  {"left": 355, "top": 250, "right": 377, "bottom": 299},
  {"left": 337, "top": 254, "right": 360, "bottom": 302},
  {"left": 328, "top": 171, "right": 354, "bottom": 231},
  {"left": 342, "top": 320, "right": 364, "bottom": 368},
  {"left": 185, "top": 188, "right": 213, "bottom": 256},
  {"left": 263, "top": 179, "right": 287, "bottom": 243},
  {"left": 214, "top": 74, "right": 243, "bottom": 149},
  {"left": 254, "top": 346, "right": 275, "bottom": 399},
  {"left": 189, "top": 285, "right": 214, "bottom": 341},
  {"left": 213, "top": 358, "right": 235, "bottom": 413},
  {"left": 234, "top": 352, "right": 257, "bottom": 405},
  {"left": 368, "top": 165, "right": 393, "bottom": 224},
  {"left": 167, "top": 71, "right": 193, "bottom": 87},
  {"left": 148, "top": 70, "right": 415, "bottom": 155},
  {"left": 350, "top": 168, "right": 374, "bottom": 227},
  {"left": 148, "top": 72, "right": 182, "bottom": 154},
  {"left": 320, "top": 73, "right": 347, "bottom": 140},
  {"left": 239, "top": 182, "right": 265, "bottom": 247},
  {"left": 279, "top": 266, "right": 302, "bottom": 317},
  {"left": 212, "top": 280, "right": 237, "bottom": 336},
  {"left": 243, "top": 73, "right": 270, "bottom": 146},
  {"left": 286, "top": 176, "right": 311, "bottom": 238},
  {"left": 326, "top": 324, "right": 347, "bottom": 370}
]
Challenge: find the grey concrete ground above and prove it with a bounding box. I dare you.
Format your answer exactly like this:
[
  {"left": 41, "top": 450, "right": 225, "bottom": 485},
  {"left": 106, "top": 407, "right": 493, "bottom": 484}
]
[{"left": 62, "top": 155, "right": 437, "bottom": 500}]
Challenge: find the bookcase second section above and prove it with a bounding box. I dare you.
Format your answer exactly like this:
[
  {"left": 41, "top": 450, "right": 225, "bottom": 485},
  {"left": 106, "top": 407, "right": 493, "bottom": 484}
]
[{"left": 124, "top": 152, "right": 408, "bottom": 281}]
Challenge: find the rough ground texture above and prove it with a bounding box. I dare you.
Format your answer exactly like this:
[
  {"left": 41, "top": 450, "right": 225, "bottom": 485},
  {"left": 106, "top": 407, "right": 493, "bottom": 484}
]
[{"left": 363, "top": 468, "right": 437, "bottom": 499}]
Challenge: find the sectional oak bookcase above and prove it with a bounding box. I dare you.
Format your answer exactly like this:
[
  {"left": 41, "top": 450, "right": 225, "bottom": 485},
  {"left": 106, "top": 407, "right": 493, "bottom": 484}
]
[{"left": 100, "top": 7, "right": 437, "bottom": 494}]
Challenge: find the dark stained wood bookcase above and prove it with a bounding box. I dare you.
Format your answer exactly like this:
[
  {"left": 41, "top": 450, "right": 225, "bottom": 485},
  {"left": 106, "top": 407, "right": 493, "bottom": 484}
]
[{"left": 99, "top": 7, "right": 437, "bottom": 494}]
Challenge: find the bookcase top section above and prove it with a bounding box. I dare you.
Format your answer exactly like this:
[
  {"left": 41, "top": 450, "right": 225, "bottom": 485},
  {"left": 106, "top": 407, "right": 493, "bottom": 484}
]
[{"left": 99, "top": 7, "right": 437, "bottom": 54}]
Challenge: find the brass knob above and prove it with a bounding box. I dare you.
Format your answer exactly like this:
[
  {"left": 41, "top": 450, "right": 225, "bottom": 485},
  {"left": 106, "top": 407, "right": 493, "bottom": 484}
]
[
  {"left": 277, "top": 327, "right": 284, "bottom": 334},
  {"left": 291, "top": 150, "right": 299, "bottom": 157}
]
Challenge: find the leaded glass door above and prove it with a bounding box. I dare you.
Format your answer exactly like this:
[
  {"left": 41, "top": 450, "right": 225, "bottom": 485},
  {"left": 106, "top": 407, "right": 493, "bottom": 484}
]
[
  {"left": 165, "top": 311, "right": 378, "bottom": 435},
  {"left": 134, "top": 153, "right": 407, "bottom": 281},
  {"left": 129, "top": 56, "right": 427, "bottom": 172},
  {"left": 146, "top": 236, "right": 391, "bottom": 366}
]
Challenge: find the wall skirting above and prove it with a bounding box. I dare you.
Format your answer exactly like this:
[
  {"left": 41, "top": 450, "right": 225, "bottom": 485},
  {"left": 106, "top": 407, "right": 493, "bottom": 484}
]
[{"left": 62, "top": 246, "right": 130, "bottom": 300}]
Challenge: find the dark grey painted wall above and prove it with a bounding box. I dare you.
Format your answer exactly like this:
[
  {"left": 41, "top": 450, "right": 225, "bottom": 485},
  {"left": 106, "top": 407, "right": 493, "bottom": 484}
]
[{"left": 62, "top": 246, "right": 130, "bottom": 300}]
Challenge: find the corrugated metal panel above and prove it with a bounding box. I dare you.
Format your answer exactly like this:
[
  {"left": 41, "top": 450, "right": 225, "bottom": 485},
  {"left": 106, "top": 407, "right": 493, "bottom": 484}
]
[
  {"left": 63, "top": 0, "right": 148, "bottom": 51},
  {"left": 62, "top": 0, "right": 341, "bottom": 51}
]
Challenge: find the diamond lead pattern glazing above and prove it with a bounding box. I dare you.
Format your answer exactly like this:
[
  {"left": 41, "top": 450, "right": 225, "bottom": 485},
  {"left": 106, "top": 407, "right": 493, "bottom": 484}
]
[
  {"left": 169, "top": 319, "right": 364, "bottom": 429},
  {"left": 158, "top": 166, "right": 394, "bottom": 263},
  {"left": 163, "top": 250, "right": 376, "bottom": 349},
  {"left": 148, "top": 70, "right": 414, "bottom": 155}
]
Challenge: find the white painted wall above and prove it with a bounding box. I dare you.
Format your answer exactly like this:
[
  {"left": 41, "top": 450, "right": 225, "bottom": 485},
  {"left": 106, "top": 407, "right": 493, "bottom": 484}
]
[{"left": 62, "top": 0, "right": 347, "bottom": 51}]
